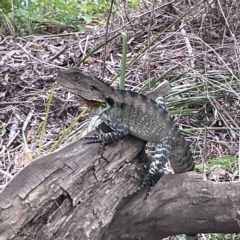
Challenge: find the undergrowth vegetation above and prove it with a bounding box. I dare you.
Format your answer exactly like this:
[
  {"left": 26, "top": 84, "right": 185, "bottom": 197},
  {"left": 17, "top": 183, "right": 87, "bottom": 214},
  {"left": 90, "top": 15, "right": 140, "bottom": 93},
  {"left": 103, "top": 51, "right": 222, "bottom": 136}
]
[{"left": 0, "top": 0, "right": 111, "bottom": 35}]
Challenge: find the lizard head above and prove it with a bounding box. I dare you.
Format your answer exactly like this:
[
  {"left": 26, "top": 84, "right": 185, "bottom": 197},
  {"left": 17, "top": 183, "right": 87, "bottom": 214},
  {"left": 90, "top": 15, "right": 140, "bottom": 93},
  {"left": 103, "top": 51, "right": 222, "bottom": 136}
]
[{"left": 57, "top": 68, "right": 112, "bottom": 108}]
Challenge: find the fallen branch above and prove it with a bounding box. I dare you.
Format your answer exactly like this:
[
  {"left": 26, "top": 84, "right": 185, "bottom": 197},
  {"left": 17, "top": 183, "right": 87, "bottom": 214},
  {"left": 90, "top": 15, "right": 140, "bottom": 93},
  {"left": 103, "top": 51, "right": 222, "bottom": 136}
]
[{"left": 0, "top": 132, "right": 239, "bottom": 240}]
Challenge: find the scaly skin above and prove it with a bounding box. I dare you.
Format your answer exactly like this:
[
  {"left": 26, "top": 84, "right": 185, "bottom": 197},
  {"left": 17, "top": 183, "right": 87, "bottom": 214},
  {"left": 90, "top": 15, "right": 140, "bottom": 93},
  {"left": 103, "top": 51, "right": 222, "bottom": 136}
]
[{"left": 57, "top": 68, "right": 194, "bottom": 188}]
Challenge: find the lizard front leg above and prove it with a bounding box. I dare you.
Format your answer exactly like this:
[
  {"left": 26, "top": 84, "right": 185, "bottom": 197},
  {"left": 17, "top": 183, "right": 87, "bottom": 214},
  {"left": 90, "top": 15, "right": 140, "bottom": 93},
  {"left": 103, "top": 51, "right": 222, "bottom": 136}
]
[{"left": 84, "top": 118, "right": 129, "bottom": 153}]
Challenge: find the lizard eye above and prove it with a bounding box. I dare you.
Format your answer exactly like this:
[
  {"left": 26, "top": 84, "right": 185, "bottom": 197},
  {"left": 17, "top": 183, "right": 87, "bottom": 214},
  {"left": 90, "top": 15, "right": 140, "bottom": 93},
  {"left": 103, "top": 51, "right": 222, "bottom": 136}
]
[{"left": 73, "top": 74, "right": 79, "bottom": 80}]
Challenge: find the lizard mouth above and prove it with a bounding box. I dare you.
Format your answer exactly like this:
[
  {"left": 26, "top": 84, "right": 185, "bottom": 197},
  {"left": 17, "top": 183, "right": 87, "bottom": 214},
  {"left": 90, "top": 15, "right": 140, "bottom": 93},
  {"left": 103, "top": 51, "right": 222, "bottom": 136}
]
[
  {"left": 57, "top": 76, "right": 104, "bottom": 106},
  {"left": 79, "top": 96, "right": 103, "bottom": 108},
  {"left": 57, "top": 73, "right": 106, "bottom": 108}
]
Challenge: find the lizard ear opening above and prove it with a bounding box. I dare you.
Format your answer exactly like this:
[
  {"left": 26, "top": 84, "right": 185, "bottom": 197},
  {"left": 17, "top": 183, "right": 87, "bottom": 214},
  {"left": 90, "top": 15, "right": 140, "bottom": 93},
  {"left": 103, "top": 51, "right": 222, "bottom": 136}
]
[{"left": 105, "top": 97, "right": 114, "bottom": 107}]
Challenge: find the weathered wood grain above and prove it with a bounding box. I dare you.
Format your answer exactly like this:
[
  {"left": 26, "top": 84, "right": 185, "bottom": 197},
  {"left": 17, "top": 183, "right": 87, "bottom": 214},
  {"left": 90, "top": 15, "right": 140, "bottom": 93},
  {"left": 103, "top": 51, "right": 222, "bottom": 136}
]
[{"left": 0, "top": 131, "right": 239, "bottom": 240}]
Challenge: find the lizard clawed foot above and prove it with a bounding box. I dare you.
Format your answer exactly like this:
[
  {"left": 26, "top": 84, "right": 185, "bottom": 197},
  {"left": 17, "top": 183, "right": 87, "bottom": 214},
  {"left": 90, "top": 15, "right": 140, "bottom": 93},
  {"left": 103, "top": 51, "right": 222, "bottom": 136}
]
[
  {"left": 126, "top": 167, "right": 164, "bottom": 199},
  {"left": 84, "top": 133, "right": 101, "bottom": 143},
  {"left": 126, "top": 176, "right": 155, "bottom": 200},
  {"left": 84, "top": 134, "right": 110, "bottom": 163},
  {"left": 126, "top": 181, "right": 148, "bottom": 198},
  {"left": 84, "top": 134, "right": 106, "bottom": 153},
  {"left": 84, "top": 130, "right": 123, "bottom": 154}
]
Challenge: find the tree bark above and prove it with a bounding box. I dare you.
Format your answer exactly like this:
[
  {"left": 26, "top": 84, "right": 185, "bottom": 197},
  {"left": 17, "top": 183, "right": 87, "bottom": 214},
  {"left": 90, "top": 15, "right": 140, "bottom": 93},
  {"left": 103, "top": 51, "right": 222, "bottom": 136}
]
[{"left": 0, "top": 131, "right": 239, "bottom": 240}]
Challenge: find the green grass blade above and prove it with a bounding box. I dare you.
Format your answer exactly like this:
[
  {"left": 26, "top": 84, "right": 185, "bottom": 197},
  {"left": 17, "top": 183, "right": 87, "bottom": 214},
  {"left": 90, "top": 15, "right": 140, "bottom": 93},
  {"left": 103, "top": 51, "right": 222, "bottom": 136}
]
[
  {"left": 49, "top": 107, "right": 88, "bottom": 152},
  {"left": 76, "top": 33, "right": 121, "bottom": 67},
  {"left": 22, "top": 108, "right": 34, "bottom": 161},
  {"left": 119, "top": 32, "right": 127, "bottom": 90},
  {"left": 38, "top": 83, "right": 57, "bottom": 157}
]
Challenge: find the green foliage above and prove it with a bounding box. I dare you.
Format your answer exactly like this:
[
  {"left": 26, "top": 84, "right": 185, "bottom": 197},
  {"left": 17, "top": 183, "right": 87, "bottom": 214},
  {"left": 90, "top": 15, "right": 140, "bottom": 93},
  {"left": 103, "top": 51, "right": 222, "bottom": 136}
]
[
  {"left": 175, "top": 235, "right": 186, "bottom": 240},
  {"left": 195, "top": 156, "right": 238, "bottom": 174},
  {"left": 174, "top": 233, "right": 240, "bottom": 239},
  {"left": 0, "top": 0, "right": 110, "bottom": 35},
  {"left": 209, "top": 233, "right": 239, "bottom": 240},
  {"left": 208, "top": 156, "right": 238, "bottom": 173}
]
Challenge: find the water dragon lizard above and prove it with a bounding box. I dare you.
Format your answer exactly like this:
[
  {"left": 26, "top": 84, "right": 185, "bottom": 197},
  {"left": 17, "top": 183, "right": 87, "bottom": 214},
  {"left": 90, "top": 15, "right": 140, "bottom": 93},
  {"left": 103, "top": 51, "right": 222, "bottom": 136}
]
[
  {"left": 57, "top": 68, "right": 194, "bottom": 190},
  {"left": 57, "top": 68, "right": 197, "bottom": 239}
]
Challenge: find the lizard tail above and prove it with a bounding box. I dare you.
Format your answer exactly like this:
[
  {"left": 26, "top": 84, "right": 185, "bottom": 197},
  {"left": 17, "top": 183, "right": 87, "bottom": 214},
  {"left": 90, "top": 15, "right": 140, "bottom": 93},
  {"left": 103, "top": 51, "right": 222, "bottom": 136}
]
[
  {"left": 169, "top": 127, "right": 194, "bottom": 173},
  {"left": 186, "top": 234, "right": 198, "bottom": 240}
]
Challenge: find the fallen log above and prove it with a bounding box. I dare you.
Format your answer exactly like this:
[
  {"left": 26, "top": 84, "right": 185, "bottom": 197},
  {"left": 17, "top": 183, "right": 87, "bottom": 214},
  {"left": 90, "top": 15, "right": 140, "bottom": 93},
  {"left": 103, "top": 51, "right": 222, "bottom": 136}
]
[{"left": 0, "top": 132, "right": 239, "bottom": 240}]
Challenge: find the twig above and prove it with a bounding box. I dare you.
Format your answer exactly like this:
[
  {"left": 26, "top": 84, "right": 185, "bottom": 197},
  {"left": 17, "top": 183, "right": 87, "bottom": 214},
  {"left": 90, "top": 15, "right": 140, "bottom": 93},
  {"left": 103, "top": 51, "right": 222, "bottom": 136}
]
[
  {"left": 239, "top": 130, "right": 240, "bottom": 182},
  {"left": 78, "top": 35, "right": 89, "bottom": 57},
  {"left": 48, "top": 45, "right": 68, "bottom": 61},
  {"left": 0, "top": 169, "right": 13, "bottom": 179},
  {"left": 181, "top": 21, "right": 195, "bottom": 69},
  {"left": 147, "top": 0, "right": 157, "bottom": 81},
  {"left": 16, "top": 43, "right": 66, "bottom": 69},
  {"left": 102, "top": 0, "right": 114, "bottom": 77},
  {"left": 203, "top": 127, "right": 207, "bottom": 180}
]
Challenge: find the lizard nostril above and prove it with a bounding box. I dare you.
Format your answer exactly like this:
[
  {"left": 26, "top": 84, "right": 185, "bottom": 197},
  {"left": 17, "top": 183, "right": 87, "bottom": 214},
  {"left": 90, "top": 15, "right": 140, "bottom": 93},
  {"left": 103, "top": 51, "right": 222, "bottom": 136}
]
[{"left": 90, "top": 85, "right": 98, "bottom": 91}]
